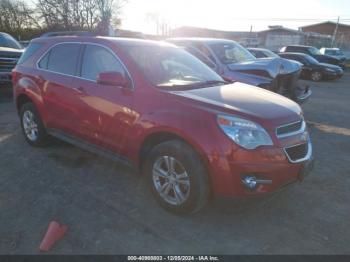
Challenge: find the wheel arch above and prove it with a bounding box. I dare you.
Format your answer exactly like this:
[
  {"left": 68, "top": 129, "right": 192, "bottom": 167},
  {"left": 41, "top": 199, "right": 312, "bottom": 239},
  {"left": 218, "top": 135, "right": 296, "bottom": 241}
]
[
  {"left": 138, "top": 131, "right": 211, "bottom": 175},
  {"left": 16, "top": 93, "right": 34, "bottom": 114},
  {"left": 138, "top": 130, "right": 214, "bottom": 197}
]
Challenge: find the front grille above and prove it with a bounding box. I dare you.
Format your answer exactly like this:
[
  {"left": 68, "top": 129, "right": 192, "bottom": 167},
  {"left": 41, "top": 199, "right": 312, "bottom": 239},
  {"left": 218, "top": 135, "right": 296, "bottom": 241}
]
[
  {"left": 277, "top": 120, "right": 303, "bottom": 137},
  {"left": 284, "top": 143, "right": 309, "bottom": 163},
  {"left": 0, "top": 57, "right": 18, "bottom": 72},
  {"left": 276, "top": 119, "right": 305, "bottom": 138}
]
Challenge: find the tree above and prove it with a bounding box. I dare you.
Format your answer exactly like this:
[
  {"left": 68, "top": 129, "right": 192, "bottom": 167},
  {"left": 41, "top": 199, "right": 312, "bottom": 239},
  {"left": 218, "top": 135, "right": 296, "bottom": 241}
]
[
  {"left": 0, "top": 0, "right": 39, "bottom": 36},
  {"left": 0, "top": 0, "right": 127, "bottom": 40},
  {"left": 96, "top": 0, "right": 127, "bottom": 35},
  {"left": 36, "top": 0, "right": 127, "bottom": 34}
]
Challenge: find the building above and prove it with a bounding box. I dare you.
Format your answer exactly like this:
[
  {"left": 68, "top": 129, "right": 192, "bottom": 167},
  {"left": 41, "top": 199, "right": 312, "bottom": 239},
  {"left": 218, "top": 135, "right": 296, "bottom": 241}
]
[
  {"left": 300, "top": 21, "right": 350, "bottom": 50},
  {"left": 258, "top": 26, "right": 305, "bottom": 52}
]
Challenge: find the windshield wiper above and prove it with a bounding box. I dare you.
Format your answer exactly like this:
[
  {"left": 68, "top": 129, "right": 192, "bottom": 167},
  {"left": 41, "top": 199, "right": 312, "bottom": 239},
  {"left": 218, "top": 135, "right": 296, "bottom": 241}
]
[
  {"left": 190, "top": 80, "right": 229, "bottom": 87},
  {"left": 158, "top": 80, "right": 229, "bottom": 90}
]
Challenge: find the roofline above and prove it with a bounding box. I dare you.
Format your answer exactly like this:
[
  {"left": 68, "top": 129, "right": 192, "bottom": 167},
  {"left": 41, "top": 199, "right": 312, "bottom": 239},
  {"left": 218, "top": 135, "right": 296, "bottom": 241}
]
[
  {"left": 299, "top": 21, "right": 350, "bottom": 29},
  {"left": 31, "top": 36, "right": 176, "bottom": 47},
  {"left": 258, "top": 27, "right": 304, "bottom": 34}
]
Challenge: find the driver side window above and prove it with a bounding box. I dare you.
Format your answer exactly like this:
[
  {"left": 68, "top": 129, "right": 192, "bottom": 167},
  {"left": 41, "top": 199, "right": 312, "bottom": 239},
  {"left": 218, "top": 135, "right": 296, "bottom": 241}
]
[{"left": 81, "top": 44, "right": 126, "bottom": 81}]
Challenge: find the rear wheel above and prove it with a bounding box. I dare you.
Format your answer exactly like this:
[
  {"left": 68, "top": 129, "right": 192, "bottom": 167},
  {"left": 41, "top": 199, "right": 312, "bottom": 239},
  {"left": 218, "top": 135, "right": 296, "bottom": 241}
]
[
  {"left": 144, "top": 140, "right": 210, "bottom": 214},
  {"left": 310, "top": 71, "right": 322, "bottom": 82},
  {"left": 20, "top": 103, "right": 50, "bottom": 146}
]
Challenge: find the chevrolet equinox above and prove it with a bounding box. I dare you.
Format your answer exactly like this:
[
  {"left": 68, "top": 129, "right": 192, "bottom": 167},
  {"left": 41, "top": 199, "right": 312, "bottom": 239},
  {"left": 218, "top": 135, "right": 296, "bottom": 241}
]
[{"left": 13, "top": 36, "right": 314, "bottom": 214}]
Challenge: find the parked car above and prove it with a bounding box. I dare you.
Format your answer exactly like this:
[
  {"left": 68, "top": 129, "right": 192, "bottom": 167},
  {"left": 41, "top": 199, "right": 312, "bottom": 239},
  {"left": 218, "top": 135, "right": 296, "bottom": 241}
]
[
  {"left": 319, "top": 47, "right": 347, "bottom": 62},
  {"left": 280, "top": 45, "right": 346, "bottom": 69},
  {"left": 279, "top": 52, "right": 343, "bottom": 81},
  {"left": 0, "top": 32, "right": 24, "bottom": 85},
  {"left": 168, "top": 38, "right": 311, "bottom": 103},
  {"left": 248, "top": 47, "right": 304, "bottom": 68},
  {"left": 13, "top": 36, "right": 314, "bottom": 214},
  {"left": 247, "top": 47, "right": 280, "bottom": 59}
]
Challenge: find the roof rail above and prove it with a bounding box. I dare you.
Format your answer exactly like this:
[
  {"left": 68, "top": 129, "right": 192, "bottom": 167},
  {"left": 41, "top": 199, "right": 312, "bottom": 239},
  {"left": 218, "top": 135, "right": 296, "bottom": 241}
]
[{"left": 40, "top": 31, "right": 97, "bottom": 38}]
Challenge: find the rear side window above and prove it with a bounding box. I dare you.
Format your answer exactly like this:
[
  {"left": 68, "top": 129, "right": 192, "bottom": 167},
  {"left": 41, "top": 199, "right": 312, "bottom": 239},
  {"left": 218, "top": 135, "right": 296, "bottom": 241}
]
[
  {"left": 254, "top": 50, "right": 265, "bottom": 58},
  {"left": 17, "top": 43, "right": 42, "bottom": 64},
  {"left": 39, "top": 43, "right": 81, "bottom": 76},
  {"left": 81, "top": 44, "right": 126, "bottom": 81}
]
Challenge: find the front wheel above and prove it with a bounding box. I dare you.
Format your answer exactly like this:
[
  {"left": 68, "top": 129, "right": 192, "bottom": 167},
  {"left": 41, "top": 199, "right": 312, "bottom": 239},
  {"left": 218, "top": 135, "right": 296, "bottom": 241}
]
[
  {"left": 144, "top": 140, "right": 210, "bottom": 214},
  {"left": 310, "top": 71, "right": 322, "bottom": 82}
]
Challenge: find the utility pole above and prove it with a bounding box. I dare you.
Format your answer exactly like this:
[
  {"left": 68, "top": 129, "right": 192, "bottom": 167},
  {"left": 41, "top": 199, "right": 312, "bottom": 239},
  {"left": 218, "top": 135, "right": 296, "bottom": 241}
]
[{"left": 331, "top": 16, "right": 340, "bottom": 47}]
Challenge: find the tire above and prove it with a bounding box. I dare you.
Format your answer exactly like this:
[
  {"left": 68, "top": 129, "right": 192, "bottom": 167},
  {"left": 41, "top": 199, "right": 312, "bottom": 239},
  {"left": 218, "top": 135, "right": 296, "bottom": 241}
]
[
  {"left": 144, "top": 140, "right": 210, "bottom": 214},
  {"left": 20, "top": 102, "right": 50, "bottom": 147},
  {"left": 310, "top": 71, "right": 322, "bottom": 82}
]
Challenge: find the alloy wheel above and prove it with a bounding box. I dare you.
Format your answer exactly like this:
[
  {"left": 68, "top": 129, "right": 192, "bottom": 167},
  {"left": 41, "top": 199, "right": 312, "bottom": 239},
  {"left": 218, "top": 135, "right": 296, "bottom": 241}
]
[
  {"left": 152, "top": 156, "right": 191, "bottom": 206},
  {"left": 22, "top": 110, "right": 39, "bottom": 141},
  {"left": 311, "top": 71, "right": 322, "bottom": 81}
]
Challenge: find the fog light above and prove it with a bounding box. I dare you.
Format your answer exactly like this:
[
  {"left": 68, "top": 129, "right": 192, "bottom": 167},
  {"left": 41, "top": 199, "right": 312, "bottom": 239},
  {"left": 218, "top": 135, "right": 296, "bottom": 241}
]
[
  {"left": 242, "top": 176, "right": 273, "bottom": 190},
  {"left": 242, "top": 176, "right": 257, "bottom": 189}
]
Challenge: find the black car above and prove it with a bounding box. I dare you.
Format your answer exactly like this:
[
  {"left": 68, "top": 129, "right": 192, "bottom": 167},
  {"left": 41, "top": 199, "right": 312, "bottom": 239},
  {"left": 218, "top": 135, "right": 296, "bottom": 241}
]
[
  {"left": 168, "top": 38, "right": 311, "bottom": 103},
  {"left": 280, "top": 45, "right": 346, "bottom": 70},
  {"left": 279, "top": 52, "right": 343, "bottom": 81},
  {"left": 248, "top": 48, "right": 280, "bottom": 59},
  {"left": 0, "top": 32, "right": 24, "bottom": 86}
]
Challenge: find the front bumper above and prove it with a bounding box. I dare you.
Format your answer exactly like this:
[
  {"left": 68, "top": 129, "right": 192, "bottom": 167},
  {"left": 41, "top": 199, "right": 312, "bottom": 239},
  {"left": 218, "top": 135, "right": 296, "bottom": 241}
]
[
  {"left": 295, "top": 85, "right": 312, "bottom": 104},
  {"left": 324, "top": 70, "right": 343, "bottom": 79},
  {"left": 276, "top": 70, "right": 312, "bottom": 103},
  {"left": 208, "top": 138, "right": 314, "bottom": 198}
]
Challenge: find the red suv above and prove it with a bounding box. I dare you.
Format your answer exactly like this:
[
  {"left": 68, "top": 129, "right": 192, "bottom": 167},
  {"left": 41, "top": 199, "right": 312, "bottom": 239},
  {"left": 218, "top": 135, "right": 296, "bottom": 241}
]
[{"left": 13, "top": 36, "right": 314, "bottom": 214}]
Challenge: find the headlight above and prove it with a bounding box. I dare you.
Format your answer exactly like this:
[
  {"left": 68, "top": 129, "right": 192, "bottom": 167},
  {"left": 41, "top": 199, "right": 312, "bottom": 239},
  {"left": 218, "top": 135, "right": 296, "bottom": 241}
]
[
  {"left": 325, "top": 68, "right": 336, "bottom": 73},
  {"left": 217, "top": 115, "right": 273, "bottom": 149}
]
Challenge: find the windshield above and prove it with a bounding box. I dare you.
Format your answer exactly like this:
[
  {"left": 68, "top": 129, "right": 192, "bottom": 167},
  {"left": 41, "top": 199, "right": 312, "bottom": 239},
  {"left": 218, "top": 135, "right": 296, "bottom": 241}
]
[
  {"left": 326, "top": 49, "right": 343, "bottom": 56},
  {"left": 304, "top": 55, "right": 319, "bottom": 64},
  {"left": 308, "top": 47, "right": 322, "bottom": 56},
  {"left": 209, "top": 42, "right": 256, "bottom": 64},
  {"left": 263, "top": 49, "right": 279, "bottom": 58},
  {"left": 124, "top": 45, "right": 224, "bottom": 89}
]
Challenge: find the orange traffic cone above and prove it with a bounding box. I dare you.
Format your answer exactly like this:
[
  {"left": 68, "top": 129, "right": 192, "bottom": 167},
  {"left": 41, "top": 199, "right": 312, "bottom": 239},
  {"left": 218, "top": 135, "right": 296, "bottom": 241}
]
[{"left": 39, "top": 221, "right": 68, "bottom": 252}]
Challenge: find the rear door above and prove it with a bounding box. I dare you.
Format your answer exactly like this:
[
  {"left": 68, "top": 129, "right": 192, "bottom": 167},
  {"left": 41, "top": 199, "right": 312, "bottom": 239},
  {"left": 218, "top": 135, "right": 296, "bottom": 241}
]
[
  {"left": 72, "top": 43, "right": 135, "bottom": 152},
  {"left": 37, "top": 42, "right": 84, "bottom": 135}
]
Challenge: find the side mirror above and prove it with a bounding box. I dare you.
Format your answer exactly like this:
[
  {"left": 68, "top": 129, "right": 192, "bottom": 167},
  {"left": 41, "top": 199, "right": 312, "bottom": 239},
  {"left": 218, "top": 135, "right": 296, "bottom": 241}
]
[{"left": 97, "top": 71, "right": 130, "bottom": 88}]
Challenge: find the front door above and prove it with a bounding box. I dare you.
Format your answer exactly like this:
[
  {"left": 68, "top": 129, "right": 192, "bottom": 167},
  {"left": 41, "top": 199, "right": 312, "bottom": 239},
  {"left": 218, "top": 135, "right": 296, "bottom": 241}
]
[{"left": 72, "top": 44, "right": 135, "bottom": 153}]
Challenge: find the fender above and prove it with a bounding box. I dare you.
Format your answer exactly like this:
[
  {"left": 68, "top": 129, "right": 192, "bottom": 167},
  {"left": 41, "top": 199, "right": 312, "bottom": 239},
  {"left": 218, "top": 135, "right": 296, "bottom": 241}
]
[
  {"left": 14, "top": 74, "right": 48, "bottom": 125},
  {"left": 126, "top": 106, "right": 224, "bottom": 171}
]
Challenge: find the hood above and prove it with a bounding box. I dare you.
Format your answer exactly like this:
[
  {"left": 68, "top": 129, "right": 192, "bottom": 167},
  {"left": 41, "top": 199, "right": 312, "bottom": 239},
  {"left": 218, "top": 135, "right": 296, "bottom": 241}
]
[
  {"left": 314, "top": 54, "right": 340, "bottom": 63},
  {"left": 227, "top": 57, "right": 301, "bottom": 78},
  {"left": 171, "top": 82, "right": 302, "bottom": 126},
  {"left": 223, "top": 71, "right": 273, "bottom": 86},
  {"left": 0, "top": 47, "right": 24, "bottom": 58},
  {"left": 319, "top": 62, "right": 342, "bottom": 70}
]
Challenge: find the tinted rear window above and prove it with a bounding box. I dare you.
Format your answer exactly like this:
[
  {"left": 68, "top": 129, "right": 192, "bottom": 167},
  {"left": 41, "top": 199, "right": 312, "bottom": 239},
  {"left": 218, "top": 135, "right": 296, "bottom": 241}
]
[
  {"left": 17, "top": 43, "right": 42, "bottom": 65},
  {"left": 39, "top": 43, "right": 81, "bottom": 76}
]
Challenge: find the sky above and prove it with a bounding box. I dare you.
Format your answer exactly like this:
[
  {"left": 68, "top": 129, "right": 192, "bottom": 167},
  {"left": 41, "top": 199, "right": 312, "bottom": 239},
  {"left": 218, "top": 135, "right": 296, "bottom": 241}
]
[{"left": 120, "top": 0, "right": 350, "bottom": 34}]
